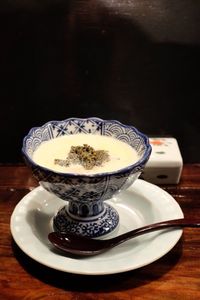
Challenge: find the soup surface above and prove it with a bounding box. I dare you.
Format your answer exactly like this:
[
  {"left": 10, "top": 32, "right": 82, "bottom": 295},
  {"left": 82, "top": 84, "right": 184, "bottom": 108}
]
[{"left": 32, "top": 134, "right": 140, "bottom": 174}]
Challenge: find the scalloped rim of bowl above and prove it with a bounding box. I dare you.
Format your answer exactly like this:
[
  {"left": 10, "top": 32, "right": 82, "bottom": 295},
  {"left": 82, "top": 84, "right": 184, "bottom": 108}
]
[{"left": 22, "top": 117, "right": 152, "bottom": 178}]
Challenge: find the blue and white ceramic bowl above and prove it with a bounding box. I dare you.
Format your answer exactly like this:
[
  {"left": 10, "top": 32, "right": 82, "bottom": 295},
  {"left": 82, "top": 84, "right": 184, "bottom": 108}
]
[{"left": 22, "top": 117, "right": 151, "bottom": 237}]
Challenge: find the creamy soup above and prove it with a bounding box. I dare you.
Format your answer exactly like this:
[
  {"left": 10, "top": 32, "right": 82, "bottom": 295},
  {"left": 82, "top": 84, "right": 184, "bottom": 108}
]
[{"left": 32, "top": 134, "right": 140, "bottom": 174}]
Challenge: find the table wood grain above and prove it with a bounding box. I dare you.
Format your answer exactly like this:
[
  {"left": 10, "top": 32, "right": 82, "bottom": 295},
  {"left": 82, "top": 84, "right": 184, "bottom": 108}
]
[{"left": 0, "top": 164, "right": 199, "bottom": 300}]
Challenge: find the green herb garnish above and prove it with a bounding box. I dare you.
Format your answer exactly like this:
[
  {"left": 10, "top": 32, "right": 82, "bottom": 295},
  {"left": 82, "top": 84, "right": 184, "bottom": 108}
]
[{"left": 54, "top": 144, "right": 109, "bottom": 170}]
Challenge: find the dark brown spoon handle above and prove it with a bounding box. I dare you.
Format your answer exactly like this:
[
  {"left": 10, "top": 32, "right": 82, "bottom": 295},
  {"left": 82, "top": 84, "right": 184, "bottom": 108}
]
[{"left": 108, "top": 218, "right": 200, "bottom": 246}]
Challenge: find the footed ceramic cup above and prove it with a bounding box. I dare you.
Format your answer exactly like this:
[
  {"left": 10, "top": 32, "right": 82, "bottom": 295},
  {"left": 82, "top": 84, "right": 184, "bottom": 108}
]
[{"left": 22, "top": 117, "right": 151, "bottom": 237}]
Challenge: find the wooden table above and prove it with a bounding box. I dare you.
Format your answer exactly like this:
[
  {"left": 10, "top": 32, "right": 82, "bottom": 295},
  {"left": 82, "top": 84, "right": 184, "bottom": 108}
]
[{"left": 0, "top": 164, "right": 199, "bottom": 299}]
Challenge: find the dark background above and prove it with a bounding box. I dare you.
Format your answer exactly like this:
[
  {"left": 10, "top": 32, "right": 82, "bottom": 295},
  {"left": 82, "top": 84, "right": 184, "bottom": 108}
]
[{"left": 0, "top": 1, "right": 199, "bottom": 163}]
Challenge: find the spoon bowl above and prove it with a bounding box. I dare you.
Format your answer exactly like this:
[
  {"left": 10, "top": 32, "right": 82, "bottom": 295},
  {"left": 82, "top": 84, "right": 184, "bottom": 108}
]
[{"left": 48, "top": 218, "right": 200, "bottom": 256}]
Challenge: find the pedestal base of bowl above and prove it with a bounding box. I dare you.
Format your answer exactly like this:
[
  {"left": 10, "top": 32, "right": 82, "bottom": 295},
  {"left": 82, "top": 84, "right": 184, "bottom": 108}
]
[{"left": 53, "top": 203, "right": 119, "bottom": 238}]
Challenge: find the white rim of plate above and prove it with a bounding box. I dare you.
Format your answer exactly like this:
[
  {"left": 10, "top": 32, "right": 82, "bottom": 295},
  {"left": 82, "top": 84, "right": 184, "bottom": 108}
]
[{"left": 10, "top": 179, "right": 184, "bottom": 275}]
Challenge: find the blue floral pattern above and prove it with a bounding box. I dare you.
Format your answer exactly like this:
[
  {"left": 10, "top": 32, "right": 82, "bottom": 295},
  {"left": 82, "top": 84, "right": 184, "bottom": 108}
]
[
  {"left": 53, "top": 204, "right": 119, "bottom": 237},
  {"left": 22, "top": 117, "right": 151, "bottom": 237}
]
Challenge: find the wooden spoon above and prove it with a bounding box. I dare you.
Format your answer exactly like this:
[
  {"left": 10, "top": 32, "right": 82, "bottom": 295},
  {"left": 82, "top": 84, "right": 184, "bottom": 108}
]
[{"left": 48, "top": 218, "right": 200, "bottom": 256}]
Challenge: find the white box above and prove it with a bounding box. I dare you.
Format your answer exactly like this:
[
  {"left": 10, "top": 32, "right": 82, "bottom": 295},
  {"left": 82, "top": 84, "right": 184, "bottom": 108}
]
[{"left": 141, "top": 137, "right": 183, "bottom": 184}]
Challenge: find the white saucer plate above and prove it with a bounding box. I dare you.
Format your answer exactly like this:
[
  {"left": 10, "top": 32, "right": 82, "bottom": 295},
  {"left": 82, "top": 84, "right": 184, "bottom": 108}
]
[{"left": 10, "top": 179, "right": 183, "bottom": 275}]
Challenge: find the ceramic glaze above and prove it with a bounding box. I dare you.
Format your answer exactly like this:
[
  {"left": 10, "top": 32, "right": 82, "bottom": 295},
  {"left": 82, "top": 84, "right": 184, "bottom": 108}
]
[
  {"left": 22, "top": 117, "right": 152, "bottom": 237},
  {"left": 32, "top": 133, "right": 140, "bottom": 174}
]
